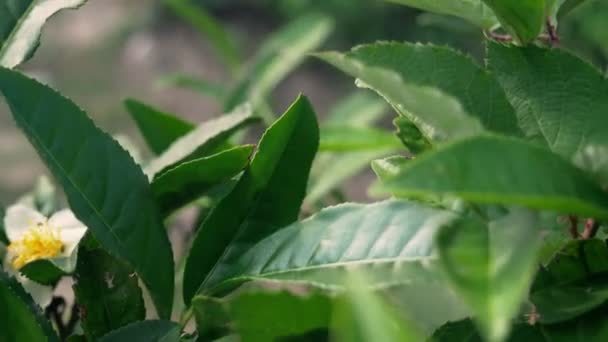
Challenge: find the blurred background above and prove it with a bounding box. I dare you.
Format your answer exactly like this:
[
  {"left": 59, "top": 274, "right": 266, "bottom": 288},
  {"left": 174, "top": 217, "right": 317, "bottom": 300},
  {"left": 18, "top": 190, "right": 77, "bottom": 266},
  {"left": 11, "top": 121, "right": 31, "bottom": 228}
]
[{"left": 2, "top": 0, "right": 608, "bottom": 205}]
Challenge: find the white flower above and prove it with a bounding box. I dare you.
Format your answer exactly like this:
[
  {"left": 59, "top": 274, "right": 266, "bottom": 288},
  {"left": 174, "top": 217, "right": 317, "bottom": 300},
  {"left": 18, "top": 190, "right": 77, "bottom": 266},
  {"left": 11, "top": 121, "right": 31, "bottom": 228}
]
[{"left": 4, "top": 204, "right": 88, "bottom": 273}]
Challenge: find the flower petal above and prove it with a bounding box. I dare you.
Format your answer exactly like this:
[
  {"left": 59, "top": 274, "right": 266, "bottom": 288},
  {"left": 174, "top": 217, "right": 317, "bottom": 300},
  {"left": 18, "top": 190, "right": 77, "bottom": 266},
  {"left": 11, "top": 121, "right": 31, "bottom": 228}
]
[
  {"left": 21, "top": 277, "right": 53, "bottom": 309},
  {"left": 4, "top": 204, "right": 46, "bottom": 242},
  {"left": 49, "top": 209, "right": 84, "bottom": 231},
  {"left": 59, "top": 227, "right": 88, "bottom": 257}
]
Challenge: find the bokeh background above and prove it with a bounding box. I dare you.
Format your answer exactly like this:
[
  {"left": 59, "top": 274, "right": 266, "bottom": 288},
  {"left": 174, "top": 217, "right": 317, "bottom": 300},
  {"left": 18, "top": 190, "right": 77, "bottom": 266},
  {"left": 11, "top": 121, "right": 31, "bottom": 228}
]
[{"left": 2, "top": 0, "right": 608, "bottom": 205}]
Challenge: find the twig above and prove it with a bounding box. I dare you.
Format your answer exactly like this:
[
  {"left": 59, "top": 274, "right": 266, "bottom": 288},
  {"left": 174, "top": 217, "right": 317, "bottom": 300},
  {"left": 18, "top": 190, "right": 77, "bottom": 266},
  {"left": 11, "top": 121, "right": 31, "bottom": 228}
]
[
  {"left": 568, "top": 215, "right": 579, "bottom": 239},
  {"left": 545, "top": 18, "right": 560, "bottom": 46},
  {"left": 484, "top": 30, "right": 512, "bottom": 42}
]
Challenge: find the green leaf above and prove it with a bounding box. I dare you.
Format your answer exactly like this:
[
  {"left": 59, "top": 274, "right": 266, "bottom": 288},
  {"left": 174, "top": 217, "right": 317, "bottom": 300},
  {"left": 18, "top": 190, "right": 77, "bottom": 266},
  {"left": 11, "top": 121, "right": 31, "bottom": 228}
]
[
  {"left": 340, "top": 42, "right": 521, "bottom": 137},
  {"left": 487, "top": 42, "right": 608, "bottom": 163},
  {"left": 304, "top": 92, "right": 391, "bottom": 205},
  {"left": 531, "top": 239, "right": 608, "bottom": 324},
  {"left": 164, "top": 0, "right": 240, "bottom": 73},
  {"left": 394, "top": 117, "right": 431, "bottom": 154},
  {"left": 373, "top": 134, "right": 608, "bottom": 219},
  {"left": 98, "top": 320, "right": 181, "bottom": 342},
  {"left": 151, "top": 145, "right": 253, "bottom": 216},
  {"left": 432, "top": 319, "right": 545, "bottom": 341},
  {"left": 124, "top": 99, "right": 194, "bottom": 155},
  {"left": 19, "top": 259, "right": 65, "bottom": 285},
  {"left": 0, "top": 271, "right": 58, "bottom": 341},
  {"left": 316, "top": 50, "right": 485, "bottom": 144},
  {"left": 223, "top": 13, "right": 333, "bottom": 114},
  {"left": 73, "top": 248, "right": 145, "bottom": 340},
  {"left": 437, "top": 208, "right": 541, "bottom": 342},
  {"left": 192, "top": 284, "right": 333, "bottom": 341},
  {"left": 183, "top": 95, "right": 319, "bottom": 303},
  {"left": 306, "top": 149, "right": 396, "bottom": 205},
  {"left": 385, "top": 0, "right": 498, "bottom": 29},
  {"left": 0, "top": 67, "right": 174, "bottom": 319},
  {"left": 325, "top": 92, "right": 388, "bottom": 126},
  {"left": 145, "top": 104, "right": 256, "bottom": 178},
  {"left": 0, "top": 0, "right": 87, "bottom": 68},
  {"left": 332, "top": 272, "right": 424, "bottom": 342},
  {"left": 557, "top": 0, "right": 587, "bottom": 19},
  {"left": 156, "top": 74, "right": 227, "bottom": 100},
  {"left": 482, "top": 0, "right": 545, "bottom": 43},
  {"left": 320, "top": 126, "right": 402, "bottom": 152},
  {"left": 204, "top": 200, "right": 460, "bottom": 296}
]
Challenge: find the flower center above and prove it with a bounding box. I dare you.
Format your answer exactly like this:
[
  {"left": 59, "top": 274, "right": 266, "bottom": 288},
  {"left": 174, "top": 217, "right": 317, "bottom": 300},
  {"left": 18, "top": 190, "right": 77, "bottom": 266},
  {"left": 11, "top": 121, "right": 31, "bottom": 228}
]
[{"left": 7, "top": 220, "right": 63, "bottom": 269}]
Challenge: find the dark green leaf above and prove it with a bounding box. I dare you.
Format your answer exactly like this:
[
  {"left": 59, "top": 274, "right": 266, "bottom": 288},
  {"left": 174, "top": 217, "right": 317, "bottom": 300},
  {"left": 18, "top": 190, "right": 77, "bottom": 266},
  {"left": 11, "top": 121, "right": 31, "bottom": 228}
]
[
  {"left": 320, "top": 126, "right": 401, "bottom": 152},
  {"left": 487, "top": 42, "right": 608, "bottom": 165},
  {"left": 19, "top": 259, "right": 65, "bottom": 285},
  {"left": 0, "top": 0, "right": 87, "bottom": 68},
  {"left": 0, "top": 68, "right": 174, "bottom": 318},
  {"left": 183, "top": 95, "right": 319, "bottom": 303},
  {"left": 0, "top": 271, "right": 58, "bottom": 341},
  {"left": 431, "top": 319, "right": 545, "bottom": 342},
  {"left": 224, "top": 13, "right": 333, "bottom": 114},
  {"left": 145, "top": 104, "right": 256, "bottom": 178},
  {"left": 98, "top": 320, "right": 181, "bottom": 342},
  {"left": 193, "top": 284, "right": 332, "bottom": 341},
  {"left": 385, "top": 0, "right": 498, "bottom": 28},
  {"left": 0, "top": 205, "right": 7, "bottom": 244},
  {"left": 437, "top": 208, "right": 541, "bottom": 341},
  {"left": 124, "top": 99, "right": 194, "bottom": 155},
  {"left": 151, "top": 145, "right": 253, "bottom": 216},
  {"left": 531, "top": 239, "right": 608, "bottom": 323},
  {"left": 342, "top": 42, "right": 521, "bottom": 137},
  {"left": 482, "top": 0, "right": 545, "bottom": 43},
  {"left": 373, "top": 134, "right": 608, "bottom": 219},
  {"left": 74, "top": 248, "right": 145, "bottom": 339}
]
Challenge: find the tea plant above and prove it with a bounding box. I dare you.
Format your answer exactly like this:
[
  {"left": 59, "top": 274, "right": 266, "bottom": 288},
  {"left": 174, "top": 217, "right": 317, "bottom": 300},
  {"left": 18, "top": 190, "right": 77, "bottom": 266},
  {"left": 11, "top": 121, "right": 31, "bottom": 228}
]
[{"left": 2, "top": 0, "right": 608, "bottom": 341}]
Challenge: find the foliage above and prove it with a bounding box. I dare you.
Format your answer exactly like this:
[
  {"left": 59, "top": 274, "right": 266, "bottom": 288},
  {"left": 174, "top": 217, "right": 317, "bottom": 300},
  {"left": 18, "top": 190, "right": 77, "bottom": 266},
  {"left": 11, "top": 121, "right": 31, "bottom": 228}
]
[{"left": 2, "top": 0, "right": 608, "bottom": 341}]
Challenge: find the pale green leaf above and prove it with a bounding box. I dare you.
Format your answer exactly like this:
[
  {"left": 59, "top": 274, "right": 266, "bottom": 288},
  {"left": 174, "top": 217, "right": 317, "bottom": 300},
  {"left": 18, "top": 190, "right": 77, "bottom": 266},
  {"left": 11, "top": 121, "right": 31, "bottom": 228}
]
[
  {"left": 0, "top": 0, "right": 87, "bottom": 68},
  {"left": 386, "top": 0, "right": 498, "bottom": 29},
  {"left": 316, "top": 50, "right": 485, "bottom": 143},
  {"left": 145, "top": 104, "right": 256, "bottom": 178},
  {"left": 320, "top": 126, "right": 402, "bottom": 152},
  {"left": 373, "top": 134, "right": 608, "bottom": 219},
  {"left": 224, "top": 13, "right": 333, "bottom": 114},
  {"left": 341, "top": 42, "right": 520, "bottom": 137},
  {"left": 98, "top": 320, "right": 180, "bottom": 342}
]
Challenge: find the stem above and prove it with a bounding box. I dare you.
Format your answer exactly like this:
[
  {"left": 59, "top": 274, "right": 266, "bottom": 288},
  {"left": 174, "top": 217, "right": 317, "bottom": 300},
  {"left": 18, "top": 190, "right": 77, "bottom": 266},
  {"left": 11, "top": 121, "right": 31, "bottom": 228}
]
[
  {"left": 180, "top": 307, "right": 194, "bottom": 329},
  {"left": 545, "top": 17, "right": 560, "bottom": 46},
  {"left": 582, "top": 219, "right": 600, "bottom": 239},
  {"left": 568, "top": 215, "right": 579, "bottom": 239},
  {"left": 484, "top": 30, "right": 512, "bottom": 42}
]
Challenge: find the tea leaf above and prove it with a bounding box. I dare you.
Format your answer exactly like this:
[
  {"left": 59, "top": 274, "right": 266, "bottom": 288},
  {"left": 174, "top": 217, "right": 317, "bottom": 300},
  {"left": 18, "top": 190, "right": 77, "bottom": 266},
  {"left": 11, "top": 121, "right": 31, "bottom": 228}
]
[
  {"left": 373, "top": 134, "right": 608, "bottom": 219},
  {"left": 386, "top": 0, "right": 498, "bottom": 29},
  {"left": 124, "top": 99, "right": 194, "bottom": 155},
  {"left": 0, "top": 68, "right": 174, "bottom": 318},
  {"left": 151, "top": 145, "right": 253, "bottom": 216},
  {"left": 183, "top": 95, "right": 319, "bottom": 303},
  {"left": 0, "top": 0, "right": 87, "bottom": 68},
  {"left": 0, "top": 271, "right": 58, "bottom": 341},
  {"left": 74, "top": 249, "right": 145, "bottom": 340}
]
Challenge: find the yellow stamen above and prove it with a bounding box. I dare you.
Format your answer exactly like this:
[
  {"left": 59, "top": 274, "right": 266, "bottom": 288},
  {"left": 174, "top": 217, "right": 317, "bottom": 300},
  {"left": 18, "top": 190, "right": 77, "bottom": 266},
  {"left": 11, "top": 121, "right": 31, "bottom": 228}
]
[{"left": 7, "top": 221, "right": 63, "bottom": 269}]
